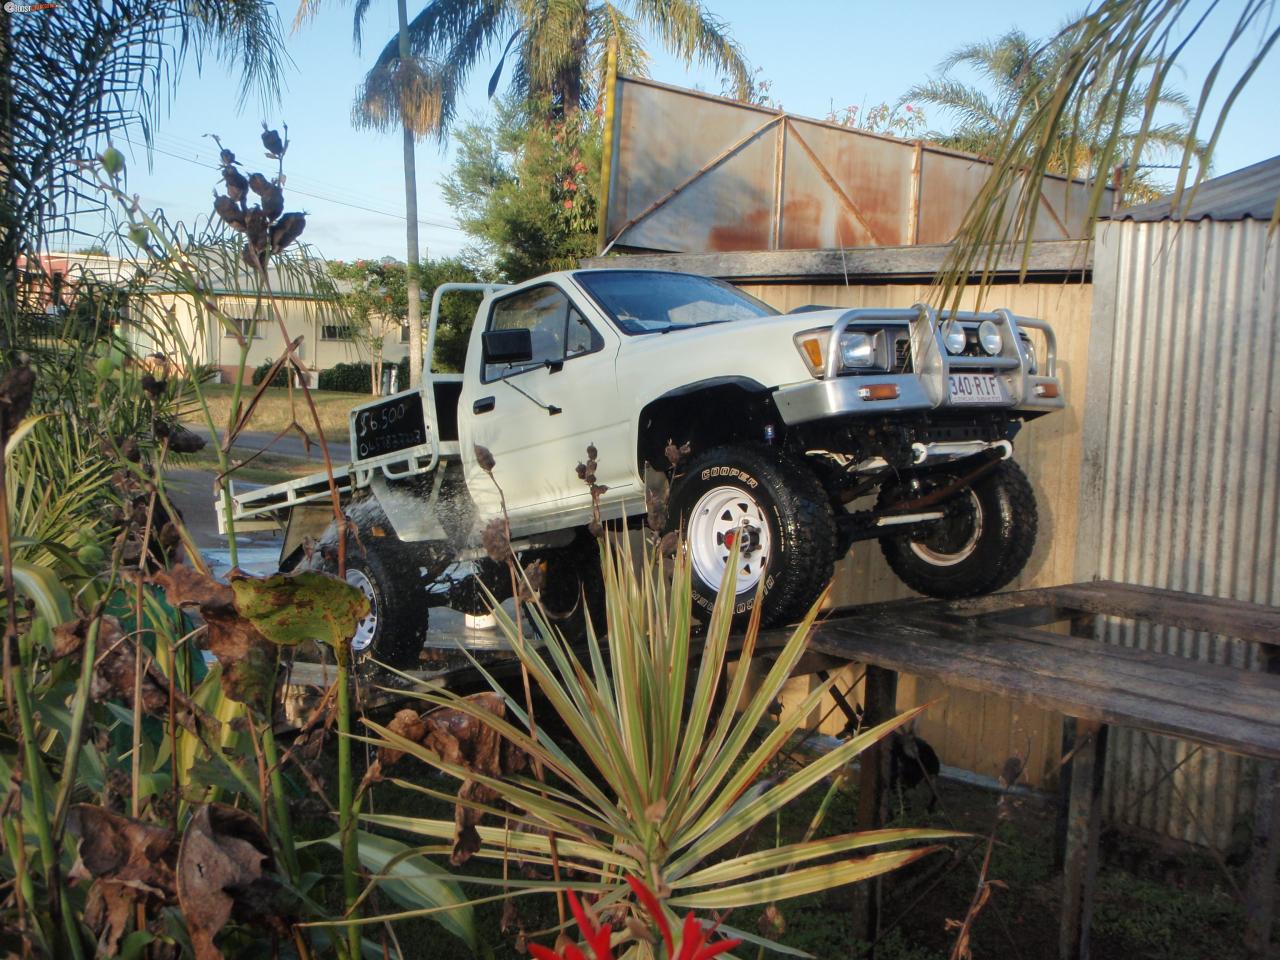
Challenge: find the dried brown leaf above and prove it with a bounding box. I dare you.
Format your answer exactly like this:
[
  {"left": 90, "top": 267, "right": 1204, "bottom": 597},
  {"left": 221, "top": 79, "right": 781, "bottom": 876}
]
[
  {"left": 67, "top": 804, "right": 179, "bottom": 896},
  {"left": 481, "top": 517, "right": 512, "bottom": 565},
  {"left": 380, "top": 708, "right": 428, "bottom": 766},
  {"left": 411, "top": 692, "right": 529, "bottom": 864},
  {"left": 151, "top": 565, "right": 277, "bottom": 714},
  {"left": 177, "top": 804, "right": 285, "bottom": 960}
]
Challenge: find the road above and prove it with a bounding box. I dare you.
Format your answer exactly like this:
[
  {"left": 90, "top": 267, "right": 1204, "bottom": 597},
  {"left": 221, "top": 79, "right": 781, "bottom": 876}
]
[{"left": 192, "top": 428, "right": 350, "bottom": 464}]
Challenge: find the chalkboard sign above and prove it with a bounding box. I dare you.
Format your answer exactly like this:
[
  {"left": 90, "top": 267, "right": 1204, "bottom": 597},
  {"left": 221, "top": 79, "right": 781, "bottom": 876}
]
[{"left": 352, "top": 390, "right": 428, "bottom": 460}]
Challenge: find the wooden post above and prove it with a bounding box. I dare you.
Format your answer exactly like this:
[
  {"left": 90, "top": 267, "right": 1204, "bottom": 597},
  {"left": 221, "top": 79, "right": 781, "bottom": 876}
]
[
  {"left": 1244, "top": 645, "right": 1280, "bottom": 958},
  {"left": 1056, "top": 615, "right": 1098, "bottom": 869},
  {"left": 595, "top": 38, "right": 619, "bottom": 254},
  {"left": 852, "top": 663, "right": 898, "bottom": 954},
  {"left": 1059, "top": 718, "right": 1108, "bottom": 960}
]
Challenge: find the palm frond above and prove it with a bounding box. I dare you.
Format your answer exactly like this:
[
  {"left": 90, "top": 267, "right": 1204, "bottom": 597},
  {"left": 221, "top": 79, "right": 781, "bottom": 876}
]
[
  {"left": 589, "top": 2, "right": 649, "bottom": 84},
  {"left": 629, "top": 0, "right": 753, "bottom": 99},
  {"left": 901, "top": 78, "right": 1005, "bottom": 133},
  {"left": 353, "top": 56, "right": 447, "bottom": 135},
  {"left": 936, "top": 0, "right": 1280, "bottom": 310},
  {"left": 2, "top": 0, "right": 289, "bottom": 340}
]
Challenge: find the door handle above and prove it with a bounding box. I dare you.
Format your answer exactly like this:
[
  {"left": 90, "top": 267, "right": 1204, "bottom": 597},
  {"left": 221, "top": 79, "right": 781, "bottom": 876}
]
[{"left": 473, "top": 396, "right": 495, "bottom": 414}]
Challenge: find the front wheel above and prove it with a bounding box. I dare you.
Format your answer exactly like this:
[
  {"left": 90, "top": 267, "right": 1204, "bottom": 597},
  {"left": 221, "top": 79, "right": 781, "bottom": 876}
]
[
  {"left": 877, "top": 459, "right": 1038, "bottom": 599},
  {"left": 667, "top": 446, "right": 836, "bottom": 627}
]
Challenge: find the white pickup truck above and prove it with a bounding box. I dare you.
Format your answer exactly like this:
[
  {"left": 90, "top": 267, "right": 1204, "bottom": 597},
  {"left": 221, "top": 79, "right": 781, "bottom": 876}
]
[{"left": 223, "top": 268, "right": 1064, "bottom": 667}]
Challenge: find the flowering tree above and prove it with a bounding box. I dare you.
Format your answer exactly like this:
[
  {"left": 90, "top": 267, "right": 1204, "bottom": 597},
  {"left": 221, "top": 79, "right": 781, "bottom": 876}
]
[
  {"left": 825, "top": 101, "right": 927, "bottom": 139},
  {"left": 443, "top": 97, "right": 601, "bottom": 281}
]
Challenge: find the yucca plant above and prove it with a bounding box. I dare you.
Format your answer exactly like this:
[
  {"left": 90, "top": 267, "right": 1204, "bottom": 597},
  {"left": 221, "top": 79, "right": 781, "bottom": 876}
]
[{"left": 357, "top": 535, "right": 956, "bottom": 956}]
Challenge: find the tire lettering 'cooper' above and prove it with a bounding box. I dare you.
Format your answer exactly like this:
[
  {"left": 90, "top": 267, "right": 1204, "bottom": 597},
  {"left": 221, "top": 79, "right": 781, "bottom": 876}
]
[
  {"left": 691, "top": 571, "right": 777, "bottom": 614},
  {"left": 700, "top": 466, "right": 759, "bottom": 488}
]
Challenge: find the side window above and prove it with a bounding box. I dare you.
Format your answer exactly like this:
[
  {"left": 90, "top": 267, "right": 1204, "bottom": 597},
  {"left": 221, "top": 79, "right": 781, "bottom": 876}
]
[
  {"left": 483, "top": 285, "right": 601, "bottom": 381},
  {"left": 566, "top": 306, "right": 597, "bottom": 357}
]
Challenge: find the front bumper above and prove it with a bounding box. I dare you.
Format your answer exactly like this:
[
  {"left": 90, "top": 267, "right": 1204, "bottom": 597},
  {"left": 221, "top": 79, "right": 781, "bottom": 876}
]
[
  {"left": 773, "top": 371, "right": 1065, "bottom": 424},
  {"left": 772, "top": 305, "right": 1065, "bottom": 425}
]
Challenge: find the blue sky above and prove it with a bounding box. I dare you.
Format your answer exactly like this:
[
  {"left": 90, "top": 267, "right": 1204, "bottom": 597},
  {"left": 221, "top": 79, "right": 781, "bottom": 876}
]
[{"left": 98, "top": 0, "right": 1280, "bottom": 263}]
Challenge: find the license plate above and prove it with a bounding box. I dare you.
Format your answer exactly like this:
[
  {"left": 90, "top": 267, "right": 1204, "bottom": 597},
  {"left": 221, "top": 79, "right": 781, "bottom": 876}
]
[{"left": 948, "top": 373, "right": 1006, "bottom": 404}]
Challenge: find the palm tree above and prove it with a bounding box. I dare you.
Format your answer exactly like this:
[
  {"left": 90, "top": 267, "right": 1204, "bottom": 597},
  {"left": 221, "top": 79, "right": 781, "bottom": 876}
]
[
  {"left": 904, "top": 28, "right": 1194, "bottom": 201},
  {"left": 296, "top": 0, "right": 752, "bottom": 387},
  {"left": 932, "top": 2, "right": 1277, "bottom": 308},
  {"left": 351, "top": 0, "right": 436, "bottom": 387},
  {"left": 355, "top": 0, "right": 754, "bottom": 132}
]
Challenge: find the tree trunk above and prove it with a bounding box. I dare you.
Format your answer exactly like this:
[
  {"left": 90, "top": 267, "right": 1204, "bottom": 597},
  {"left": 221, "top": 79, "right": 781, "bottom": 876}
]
[{"left": 397, "top": 0, "right": 423, "bottom": 387}]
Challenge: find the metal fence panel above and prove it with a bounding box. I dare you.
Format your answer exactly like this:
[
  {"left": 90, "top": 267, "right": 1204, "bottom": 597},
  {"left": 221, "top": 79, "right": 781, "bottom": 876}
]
[
  {"left": 1080, "top": 218, "right": 1280, "bottom": 850},
  {"left": 604, "top": 76, "right": 1112, "bottom": 254}
]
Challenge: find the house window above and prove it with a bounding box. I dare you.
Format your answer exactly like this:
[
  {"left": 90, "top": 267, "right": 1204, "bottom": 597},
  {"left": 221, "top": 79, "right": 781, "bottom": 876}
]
[
  {"left": 225, "top": 317, "right": 261, "bottom": 339},
  {"left": 400, "top": 322, "right": 410, "bottom": 343},
  {"left": 321, "top": 322, "right": 355, "bottom": 341}
]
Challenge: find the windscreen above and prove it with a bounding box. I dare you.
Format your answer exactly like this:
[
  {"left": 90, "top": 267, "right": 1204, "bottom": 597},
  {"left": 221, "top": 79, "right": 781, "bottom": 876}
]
[{"left": 574, "top": 270, "right": 778, "bottom": 334}]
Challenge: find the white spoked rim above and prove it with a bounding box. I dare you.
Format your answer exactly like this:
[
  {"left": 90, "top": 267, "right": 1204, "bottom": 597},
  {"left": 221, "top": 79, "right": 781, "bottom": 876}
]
[
  {"left": 909, "top": 491, "right": 983, "bottom": 567},
  {"left": 688, "top": 485, "right": 773, "bottom": 593},
  {"left": 345, "top": 567, "right": 378, "bottom": 652}
]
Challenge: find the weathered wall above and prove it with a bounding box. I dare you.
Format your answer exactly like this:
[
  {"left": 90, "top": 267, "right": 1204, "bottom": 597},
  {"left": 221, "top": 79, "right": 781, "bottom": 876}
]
[
  {"left": 133, "top": 293, "right": 408, "bottom": 386},
  {"left": 736, "top": 280, "right": 1096, "bottom": 788},
  {"left": 1075, "top": 219, "right": 1280, "bottom": 849}
]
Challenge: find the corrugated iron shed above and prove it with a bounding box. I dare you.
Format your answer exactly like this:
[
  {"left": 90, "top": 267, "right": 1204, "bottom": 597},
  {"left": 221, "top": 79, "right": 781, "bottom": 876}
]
[{"left": 1107, "top": 154, "right": 1280, "bottom": 222}]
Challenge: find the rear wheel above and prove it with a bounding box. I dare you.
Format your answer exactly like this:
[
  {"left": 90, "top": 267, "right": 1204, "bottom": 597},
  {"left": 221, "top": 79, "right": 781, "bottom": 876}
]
[
  {"left": 342, "top": 547, "right": 428, "bottom": 670},
  {"left": 667, "top": 446, "right": 836, "bottom": 627},
  {"left": 535, "top": 531, "right": 606, "bottom": 642},
  {"left": 877, "top": 459, "right": 1037, "bottom": 599}
]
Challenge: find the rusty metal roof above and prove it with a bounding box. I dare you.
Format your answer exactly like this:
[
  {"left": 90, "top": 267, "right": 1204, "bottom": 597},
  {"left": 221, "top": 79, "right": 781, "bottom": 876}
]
[{"left": 1107, "top": 155, "right": 1280, "bottom": 222}]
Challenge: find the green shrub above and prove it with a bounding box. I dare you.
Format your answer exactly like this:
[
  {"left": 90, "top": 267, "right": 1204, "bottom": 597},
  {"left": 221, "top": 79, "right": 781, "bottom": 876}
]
[
  {"left": 318, "top": 362, "right": 372, "bottom": 392},
  {"left": 317, "top": 359, "right": 412, "bottom": 393},
  {"left": 251, "top": 360, "right": 292, "bottom": 388}
]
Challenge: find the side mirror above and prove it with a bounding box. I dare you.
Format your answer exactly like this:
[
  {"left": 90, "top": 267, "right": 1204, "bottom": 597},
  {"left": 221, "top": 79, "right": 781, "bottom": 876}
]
[{"left": 482, "top": 328, "right": 533, "bottom": 365}]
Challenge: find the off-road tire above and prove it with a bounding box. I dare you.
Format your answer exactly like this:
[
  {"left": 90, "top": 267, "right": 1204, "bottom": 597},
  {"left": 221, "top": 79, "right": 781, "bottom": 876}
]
[
  {"left": 877, "top": 459, "right": 1037, "bottom": 599},
  {"left": 667, "top": 446, "right": 836, "bottom": 627},
  {"left": 342, "top": 546, "right": 428, "bottom": 670},
  {"left": 534, "top": 530, "right": 607, "bottom": 642}
]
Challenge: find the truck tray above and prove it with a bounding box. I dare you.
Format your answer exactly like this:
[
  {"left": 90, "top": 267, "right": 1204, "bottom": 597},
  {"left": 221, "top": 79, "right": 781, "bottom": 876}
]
[{"left": 216, "top": 441, "right": 439, "bottom": 532}]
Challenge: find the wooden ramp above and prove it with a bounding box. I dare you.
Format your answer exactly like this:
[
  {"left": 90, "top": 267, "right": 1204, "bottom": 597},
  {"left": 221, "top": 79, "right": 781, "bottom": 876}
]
[
  {"left": 803, "top": 580, "right": 1280, "bottom": 761},
  {"left": 795, "top": 581, "right": 1280, "bottom": 960}
]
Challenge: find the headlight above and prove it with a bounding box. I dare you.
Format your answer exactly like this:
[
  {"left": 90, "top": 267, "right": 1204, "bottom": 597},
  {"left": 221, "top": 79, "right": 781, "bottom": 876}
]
[
  {"left": 838, "top": 331, "right": 878, "bottom": 369},
  {"left": 978, "top": 320, "right": 1003, "bottom": 355},
  {"left": 943, "top": 322, "right": 967, "bottom": 355},
  {"left": 1020, "top": 334, "right": 1038, "bottom": 374}
]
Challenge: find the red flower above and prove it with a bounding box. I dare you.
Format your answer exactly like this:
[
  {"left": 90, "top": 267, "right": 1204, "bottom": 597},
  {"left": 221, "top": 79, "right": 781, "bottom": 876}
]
[
  {"left": 564, "top": 180, "right": 578, "bottom": 192},
  {"left": 527, "top": 878, "right": 741, "bottom": 960},
  {"left": 528, "top": 890, "right": 612, "bottom": 960},
  {"left": 563, "top": 199, "right": 575, "bottom": 209}
]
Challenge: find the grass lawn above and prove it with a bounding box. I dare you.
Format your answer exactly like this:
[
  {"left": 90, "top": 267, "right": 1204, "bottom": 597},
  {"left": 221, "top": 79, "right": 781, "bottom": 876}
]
[
  {"left": 172, "top": 444, "right": 322, "bottom": 486},
  {"left": 177, "top": 383, "right": 369, "bottom": 440}
]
